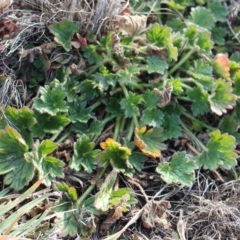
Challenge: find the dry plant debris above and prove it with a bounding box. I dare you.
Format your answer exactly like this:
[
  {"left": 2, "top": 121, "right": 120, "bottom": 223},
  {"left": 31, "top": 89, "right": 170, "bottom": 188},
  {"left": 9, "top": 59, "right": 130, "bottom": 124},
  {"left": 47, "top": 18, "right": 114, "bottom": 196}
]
[{"left": 0, "top": 0, "right": 240, "bottom": 239}]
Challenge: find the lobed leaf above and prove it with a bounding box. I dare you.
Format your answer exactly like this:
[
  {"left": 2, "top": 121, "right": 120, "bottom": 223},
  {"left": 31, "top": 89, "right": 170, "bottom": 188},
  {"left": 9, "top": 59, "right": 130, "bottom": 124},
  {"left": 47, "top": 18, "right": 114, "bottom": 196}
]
[
  {"left": 31, "top": 111, "right": 70, "bottom": 138},
  {"left": 162, "top": 114, "right": 182, "bottom": 140},
  {"left": 0, "top": 126, "right": 34, "bottom": 190},
  {"left": 100, "top": 138, "right": 132, "bottom": 173},
  {"left": 188, "top": 6, "right": 216, "bottom": 30},
  {"left": 70, "top": 135, "right": 100, "bottom": 173},
  {"left": 145, "top": 56, "right": 168, "bottom": 74},
  {"left": 187, "top": 87, "right": 210, "bottom": 116},
  {"left": 198, "top": 130, "right": 237, "bottom": 170},
  {"left": 141, "top": 108, "right": 164, "bottom": 128},
  {"left": 34, "top": 84, "right": 68, "bottom": 116},
  {"left": 134, "top": 126, "right": 166, "bottom": 158},
  {"left": 209, "top": 80, "right": 236, "bottom": 116},
  {"left": 49, "top": 20, "right": 79, "bottom": 51},
  {"left": 120, "top": 92, "right": 142, "bottom": 117},
  {"left": 156, "top": 151, "right": 197, "bottom": 186}
]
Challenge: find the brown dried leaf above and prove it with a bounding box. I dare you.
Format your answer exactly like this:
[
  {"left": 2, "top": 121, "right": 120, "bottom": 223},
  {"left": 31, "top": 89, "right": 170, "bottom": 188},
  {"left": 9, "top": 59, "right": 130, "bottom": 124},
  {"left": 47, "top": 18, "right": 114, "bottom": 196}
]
[
  {"left": 111, "top": 33, "right": 124, "bottom": 57},
  {"left": 100, "top": 194, "right": 130, "bottom": 234},
  {"left": 58, "top": 137, "right": 74, "bottom": 151},
  {"left": 114, "top": 15, "right": 147, "bottom": 37},
  {"left": 141, "top": 200, "right": 171, "bottom": 229},
  {"left": 154, "top": 84, "right": 173, "bottom": 108},
  {"left": 0, "top": 0, "right": 13, "bottom": 10},
  {"left": 147, "top": 45, "right": 168, "bottom": 60}
]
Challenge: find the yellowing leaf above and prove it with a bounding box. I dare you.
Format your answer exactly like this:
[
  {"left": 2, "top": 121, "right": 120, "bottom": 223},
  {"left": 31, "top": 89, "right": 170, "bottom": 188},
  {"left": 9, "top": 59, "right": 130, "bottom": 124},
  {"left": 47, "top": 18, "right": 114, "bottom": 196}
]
[
  {"left": 100, "top": 138, "right": 131, "bottom": 157},
  {"left": 100, "top": 138, "right": 132, "bottom": 173},
  {"left": 134, "top": 126, "right": 166, "bottom": 158},
  {"left": 213, "top": 53, "right": 230, "bottom": 80}
]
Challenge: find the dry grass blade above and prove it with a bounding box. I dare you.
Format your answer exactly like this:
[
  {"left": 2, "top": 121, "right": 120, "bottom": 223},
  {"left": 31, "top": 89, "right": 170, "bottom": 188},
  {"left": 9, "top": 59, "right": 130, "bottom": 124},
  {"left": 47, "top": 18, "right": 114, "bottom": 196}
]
[
  {"left": 0, "top": 74, "right": 25, "bottom": 108},
  {"left": 171, "top": 178, "right": 240, "bottom": 239},
  {"left": 21, "top": 0, "right": 124, "bottom": 33}
]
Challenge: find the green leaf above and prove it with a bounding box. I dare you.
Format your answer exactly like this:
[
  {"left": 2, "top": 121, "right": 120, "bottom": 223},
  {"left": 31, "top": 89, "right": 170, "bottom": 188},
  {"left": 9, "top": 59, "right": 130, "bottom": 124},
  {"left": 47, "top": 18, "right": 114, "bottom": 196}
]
[
  {"left": 3, "top": 106, "right": 36, "bottom": 129},
  {"left": 79, "top": 80, "right": 101, "bottom": 100},
  {"left": 187, "top": 87, "right": 210, "bottom": 116},
  {"left": 230, "top": 52, "right": 240, "bottom": 62},
  {"left": 38, "top": 140, "right": 58, "bottom": 157},
  {"left": 196, "top": 29, "right": 213, "bottom": 53},
  {"left": 209, "top": 80, "right": 236, "bottom": 116},
  {"left": 184, "top": 24, "right": 213, "bottom": 53},
  {"left": 94, "top": 169, "right": 118, "bottom": 211},
  {"left": 145, "top": 56, "right": 168, "bottom": 74},
  {"left": 106, "top": 97, "right": 124, "bottom": 118},
  {"left": 198, "top": 130, "right": 237, "bottom": 170},
  {"left": 166, "top": 19, "right": 186, "bottom": 33},
  {"left": 31, "top": 111, "right": 70, "bottom": 139},
  {"left": 212, "top": 27, "right": 226, "bottom": 45},
  {"left": 55, "top": 183, "right": 78, "bottom": 203},
  {"left": 141, "top": 108, "right": 164, "bottom": 127},
  {"left": 235, "top": 101, "right": 240, "bottom": 124},
  {"left": 68, "top": 100, "right": 93, "bottom": 123},
  {"left": 162, "top": 114, "right": 182, "bottom": 140},
  {"left": 93, "top": 72, "right": 116, "bottom": 91},
  {"left": 71, "top": 120, "right": 103, "bottom": 138},
  {"left": 146, "top": 24, "right": 178, "bottom": 60},
  {"left": 233, "top": 70, "right": 240, "bottom": 97},
  {"left": 25, "top": 140, "right": 64, "bottom": 186},
  {"left": 0, "top": 125, "right": 28, "bottom": 154},
  {"left": 56, "top": 67, "right": 71, "bottom": 83},
  {"left": 146, "top": 24, "right": 172, "bottom": 47},
  {"left": 134, "top": 126, "right": 166, "bottom": 158},
  {"left": 0, "top": 106, "right": 36, "bottom": 147},
  {"left": 49, "top": 19, "right": 79, "bottom": 51},
  {"left": 82, "top": 45, "right": 103, "bottom": 64},
  {"left": 187, "top": 60, "right": 214, "bottom": 90},
  {"left": 41, "top": 156, "right": 64, "bottom": 186},
  {"left": 142, "top": 90, "right": 160, "bottom": 109},
  {"left": 208, "top": 1, "right": 228, "bottom": 22},
  {"left": 120, "top": 92, "right": 142, "bottom": 117},
  {"left": 188, "top": 6, "right": 216, "bottom": 30},
  {"left": 68, "top": 187, "right": 78, "bottom": 202},
  {"left": 60, "top": 210, "right": 78, "bottom": 236},
  {"left": 117, "top": 66, "right": 139, "bottom": 86},
  {"left": 70, "top": 135, "right": 100, "bottom": 173},
  {"left": 3, "top": 159, "right": 34, "bottom": 191},
  {"left": 110, "top": 188, "right": 137, "bottom": 207},
  {"left": 64, "top": 79, "right": 81, "bottom": 102},
  {"left": 128, "top": 152, "right": 147, "bottom": 171},
  {"left": 168, "top": 78, "right": 183, "bottom": 94},
  {"left": 218, "top": 115, "right": 240, "bottom": 144},
  {"left": 34, "top": 84, "right": 68, "bottom": 116},
  {"left": 156, "top": 151, "right": 197, "bottom": 186},
  {"left": 0, "top": 126, "right": 34, "bottom": 190},
  {"left": 100, "top": 138, "right": 132, "bottom": 173}
]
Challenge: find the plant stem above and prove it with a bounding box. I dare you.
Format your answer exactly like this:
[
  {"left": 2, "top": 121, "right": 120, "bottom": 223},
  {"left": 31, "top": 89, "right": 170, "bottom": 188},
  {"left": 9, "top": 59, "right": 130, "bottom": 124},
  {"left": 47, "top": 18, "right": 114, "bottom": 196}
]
[
  {"left": 121, "top": 84, "right": 139, "bottom": 128},
  {"left": 56, "top": 131, "right": 72, "bottom": 144},
  {"left": 127, "top": 118, "right": 135, "bottom": 141},
  {"left": 168, "top": 48, "right": 196, "bottom": 75},
  {"left": 180, "top": 121, "right": 208, "bottom": 151},
  {"left": 177, "top": 96, "right": 191, "bottom": 101},
  {"left": 181, "top": 83, "right": 192, "bottom": 90},
  {"left": 89, "top": 100, "right": 101, "bottom": 111},
  {"left": 51, "top": 126, "right": 71, "bottom": 142},
  {"left": 180, "top": 107, "right": 215, "bottom": 131},
  {"left": 77, "top": 166, "right": 107, "bottom": 205},
  {"left": 113, "top": 117, "right": 121, "bottom": 141}
]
